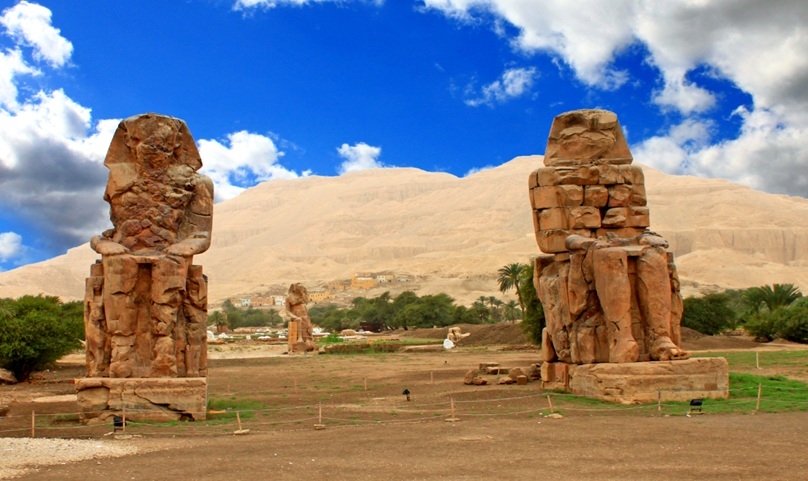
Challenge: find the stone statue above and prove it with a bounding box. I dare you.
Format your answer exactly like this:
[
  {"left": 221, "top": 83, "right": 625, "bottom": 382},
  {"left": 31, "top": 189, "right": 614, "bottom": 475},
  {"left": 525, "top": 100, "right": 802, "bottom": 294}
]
[
  {"left": 285, "top": 283, "right": 317, "bottom": 353},
  {"left": 530, "top": 109, "right": 689, "bottom": 366},
  {"left": 77, "top": 113, "right": 211, "bottom": 421},
  {"left": 447, "top": 327, "right": 470, "bottom": 343}
]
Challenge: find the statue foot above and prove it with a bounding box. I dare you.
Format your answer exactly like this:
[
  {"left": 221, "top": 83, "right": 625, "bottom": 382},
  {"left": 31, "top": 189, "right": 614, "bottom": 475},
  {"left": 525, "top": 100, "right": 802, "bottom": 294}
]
[
  {"left": 651, "top": 338, "right": 691, "bottom": 361},
  {"left": 609, "top": 338, "right": 639, "bottom": 363}
]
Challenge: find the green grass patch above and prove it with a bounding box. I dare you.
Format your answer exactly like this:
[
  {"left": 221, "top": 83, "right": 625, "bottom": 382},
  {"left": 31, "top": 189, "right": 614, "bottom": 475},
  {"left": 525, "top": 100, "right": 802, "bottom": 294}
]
[
  {"left": 697, "top": 350, "right": 808, "bottom": 370},
  {"left": 207, "top": 397, "right": 267, "bottom": 421}
]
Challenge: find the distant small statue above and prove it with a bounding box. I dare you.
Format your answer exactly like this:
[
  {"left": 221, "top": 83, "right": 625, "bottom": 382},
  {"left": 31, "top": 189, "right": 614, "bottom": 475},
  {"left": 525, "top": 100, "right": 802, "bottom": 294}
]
[
  {"left": 84, "top": 113, "right": 212, "bottom": 378},
  {"left": 447, "top": 327, "right": 470, "bottom": 343},
  {"left": 530, "top": 109, "right": 689, "bottom": 365},
  {"left": 285, "top": 283, "right": 317, "bottom": 353}
]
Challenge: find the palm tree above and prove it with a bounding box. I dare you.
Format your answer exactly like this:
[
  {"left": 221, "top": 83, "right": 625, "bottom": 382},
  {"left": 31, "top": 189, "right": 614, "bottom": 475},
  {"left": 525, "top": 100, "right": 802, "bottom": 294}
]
[
  {"left": 742, "top": 283, "right": 802, "bottom": 313},
  {"left": 503, "top": 300, "right": 521, "bottom": 323},
  {"left": 497, "top": 263, "right": 527, "bottom": 316}
]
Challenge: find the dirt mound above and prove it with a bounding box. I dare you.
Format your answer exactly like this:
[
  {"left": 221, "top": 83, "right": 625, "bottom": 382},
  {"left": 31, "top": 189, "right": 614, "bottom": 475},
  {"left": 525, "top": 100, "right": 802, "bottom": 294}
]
[{"left": 395, "top": 323, "right": 529, "bottom": 346}]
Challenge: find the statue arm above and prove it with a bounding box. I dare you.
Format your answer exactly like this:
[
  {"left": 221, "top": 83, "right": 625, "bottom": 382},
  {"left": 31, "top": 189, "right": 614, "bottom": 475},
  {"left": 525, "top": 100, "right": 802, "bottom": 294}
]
[
  {"left": 90, "top": 235, "right": 129, "bottom": 255},
  {"left": 166, "top": 175, "right": 213, "bottom": 257}
]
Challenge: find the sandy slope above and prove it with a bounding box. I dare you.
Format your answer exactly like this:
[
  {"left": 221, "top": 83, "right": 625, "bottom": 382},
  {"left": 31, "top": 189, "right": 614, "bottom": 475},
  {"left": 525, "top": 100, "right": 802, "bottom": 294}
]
[{"left": 2, "top": 155, "right": 808, "bottom": 304}]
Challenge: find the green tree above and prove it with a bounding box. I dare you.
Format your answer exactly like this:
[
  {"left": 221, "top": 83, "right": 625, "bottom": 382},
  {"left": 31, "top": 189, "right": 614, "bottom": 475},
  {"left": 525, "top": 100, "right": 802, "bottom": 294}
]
[
  {"left": 682, "top": 293, "right": 736, "bottom": 335},
  {"left": 208, "top": 311, "right": 228, "bottom": 329},
  {"left": 518, "top": 260, "right": 545, "bottom": 344},
  {"left": 503, "top": 300, "right": 521, "bottom": 322},
  {"left": 497, "top": 262, "right": 527, "bottom": 316},
  {"left": 742, "top": 283, "right": 802, "bottom": 314},
  {"left": 390, "top": 291, "right": 420, "bottom": 330},
  {"left": 0, "top": 295, "right": 83, "bottom": 382}
]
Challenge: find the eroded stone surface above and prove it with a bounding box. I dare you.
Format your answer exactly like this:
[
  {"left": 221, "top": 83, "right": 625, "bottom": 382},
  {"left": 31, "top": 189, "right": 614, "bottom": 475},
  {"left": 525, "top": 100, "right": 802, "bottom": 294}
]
[
  {"left": 542, "top": 358, "right": 730, "bottom": 404},
  {"left": 75, "top": 377, "right": 208, "bottom": 422},
  {"left": 80, "top": 113, "right": 211, "bottom": 421},
  {"left": 530, "top": 110, "right": 690, "bottom": 367},
  {"left": 286, "top": 283, "right": 317, "bottom": 353}
]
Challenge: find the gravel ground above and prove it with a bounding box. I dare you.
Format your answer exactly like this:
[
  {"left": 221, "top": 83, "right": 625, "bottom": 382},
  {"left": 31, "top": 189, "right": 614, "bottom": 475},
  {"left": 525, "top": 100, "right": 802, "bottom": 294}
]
[{"left": 0, "top": 437, "right": 141, "bottom": 479}]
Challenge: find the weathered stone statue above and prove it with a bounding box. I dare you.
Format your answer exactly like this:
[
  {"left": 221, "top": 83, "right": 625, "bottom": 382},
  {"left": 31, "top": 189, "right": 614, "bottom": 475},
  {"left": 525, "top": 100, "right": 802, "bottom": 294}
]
[
  {"left": 285, "top": 283, "right": 317, "bottom": 353},
  {"left": 530, "top": 110, "right": 728, "bottom": 402},
  {"left": 76, "top": 113, "right": 211, "bottom": 421},
  {"left": 447, "top": 327, "right": 470, "bottom": 343}
]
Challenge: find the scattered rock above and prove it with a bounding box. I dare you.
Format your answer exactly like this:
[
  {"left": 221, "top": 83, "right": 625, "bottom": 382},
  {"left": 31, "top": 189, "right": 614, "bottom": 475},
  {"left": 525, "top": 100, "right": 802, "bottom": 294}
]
[{"left": 0, "top": 368, "right": 17, "bottom": 384}]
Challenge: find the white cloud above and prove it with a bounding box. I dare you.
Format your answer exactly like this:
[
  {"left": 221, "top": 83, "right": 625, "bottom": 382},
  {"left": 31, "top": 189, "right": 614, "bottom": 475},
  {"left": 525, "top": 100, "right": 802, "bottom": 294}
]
[
  {"left": 0, "top": 232, "right": 23, "bottom": 262},
  {"left": 337, "top": 142, "right": 384, "bottom": 174},
  {"left": 0, "top": 1, "right": 72, "bottom": 68},
  {"left": 198, "top": 131, "right": 306, "bottom": 201},
  {"left": 0, "top": 48, "right": 38, "bottom": 109},
  {"left": 424, "top": 0, "right": 808, "bottom": 197},
  {"left": 423, "top": 0, "right": 634, "bottom": 89},
  {"left": 465, "top": 66, "right": 537, "bottom": 107}
]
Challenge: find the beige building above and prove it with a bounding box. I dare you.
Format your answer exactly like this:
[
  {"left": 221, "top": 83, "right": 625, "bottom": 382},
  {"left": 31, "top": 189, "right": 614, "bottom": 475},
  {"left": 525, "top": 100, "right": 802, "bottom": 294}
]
[
  {"left": 351, "top": 273, "right": 377, "bottom": 290},
  {"left": 309, "top": 289, "right": 335, "bottom": 302}
]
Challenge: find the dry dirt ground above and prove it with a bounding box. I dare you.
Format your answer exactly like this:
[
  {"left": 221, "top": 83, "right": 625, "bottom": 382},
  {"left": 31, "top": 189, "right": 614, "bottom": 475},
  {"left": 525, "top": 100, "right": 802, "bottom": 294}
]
[{"left": 2, "top": 326, "right": 808, "bottom": 480}]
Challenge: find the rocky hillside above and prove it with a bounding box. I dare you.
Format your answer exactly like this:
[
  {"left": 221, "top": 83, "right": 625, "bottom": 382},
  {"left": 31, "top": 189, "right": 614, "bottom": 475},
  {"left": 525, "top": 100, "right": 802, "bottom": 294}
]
[{"left": 2, "top": 155, "right": 807, "bottom": 305}]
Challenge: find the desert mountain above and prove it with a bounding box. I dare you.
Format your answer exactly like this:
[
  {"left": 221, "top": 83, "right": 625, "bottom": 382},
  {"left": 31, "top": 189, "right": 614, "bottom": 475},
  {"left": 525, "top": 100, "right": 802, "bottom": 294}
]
[{"left": 2, "top": 155, "right": 808, "bottom": 306}]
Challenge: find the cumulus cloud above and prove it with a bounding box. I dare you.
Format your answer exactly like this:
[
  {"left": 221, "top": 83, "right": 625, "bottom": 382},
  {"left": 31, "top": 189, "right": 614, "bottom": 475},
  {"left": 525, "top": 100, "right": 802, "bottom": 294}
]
[
  {"left": 0, "top": 232, "right": 23, "bottom": 262},
  {"left": 423, "top": 0, "right": 808, "bottom": 197},
  {"left": 0, "top": 1, "right": 72, "bottom": 68},
  {"left": 0, "top": 3, "right": 310, "bottom": 265},
  {"left": 337, "top": 142, "right": 384, "bottom": 174},
  {"left": 465, "top": 67, "right": 537, "bottom": 107},
  {"left": 198, "top": 131, "right": 307, "bottom": 202}
]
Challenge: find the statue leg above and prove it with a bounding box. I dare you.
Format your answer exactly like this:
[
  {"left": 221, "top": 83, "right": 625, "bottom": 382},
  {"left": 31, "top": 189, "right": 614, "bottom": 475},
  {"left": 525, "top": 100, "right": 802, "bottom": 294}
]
[
  {"left": 103, "top": 255, "right": 139, "bottom": 378},
  {"left": 637, "top": 247, "right": 690, "bottom": 361},
  {"left": 84, "top": 262, "right": 110, "bottom": 377},
  {"left": 150, "top": 256, "right": 188, "bottom": 377},
  {"left": 593, "top": 247, "right": 639, "bottom": 363},
  {"left": 183, "top": 265, "right": 208, "bottom": 377}
]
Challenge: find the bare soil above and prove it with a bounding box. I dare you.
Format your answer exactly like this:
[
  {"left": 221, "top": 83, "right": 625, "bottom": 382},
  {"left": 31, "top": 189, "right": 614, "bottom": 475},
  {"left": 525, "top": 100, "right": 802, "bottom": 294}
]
[{"left": 2, "top": 327, "right": 808, "bottom": 480}]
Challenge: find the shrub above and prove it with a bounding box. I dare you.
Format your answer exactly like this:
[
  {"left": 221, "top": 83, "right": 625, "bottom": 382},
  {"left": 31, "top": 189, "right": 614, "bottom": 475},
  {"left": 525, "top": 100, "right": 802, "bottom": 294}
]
[
  {"left": 0, "top": 295, "right": 83, "bottom": 382},
  {"left": 682, "top": 293, "right": 736, "bottom": 335}
]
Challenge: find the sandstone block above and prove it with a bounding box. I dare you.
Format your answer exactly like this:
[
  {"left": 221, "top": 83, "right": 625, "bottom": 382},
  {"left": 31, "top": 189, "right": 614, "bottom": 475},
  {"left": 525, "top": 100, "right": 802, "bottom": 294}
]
[
  {"left": 533, "top": 185, "right": 584, "bottom": 209},
  {"left": 528, "top": 170, "right": 539, "bottom": 189},
  {"left": 595, "top": 227, "right": 645, "bottom": 239},
  {"left": 627, "top": 206, "right": 650, "bottom": 227},
  {"left": 544, "top": 110, "right": 632, "bottom": 166},
  {"left": 508, "top": 367, "right": 526, "bottom": 380},
  {"left": 536, "top": 167, "right": 558, "bottom": 186},
  {"left": 595, "top": 164, "right": 625, "bottom": 185},
  {"left": 583, "top": 185, "right": 608, "bottom": 207},
  {"left": 540, "top": 362, "right": 570, "bottom": 391},
  {"left": 568, "top": 358, "right": 730, "bottom": 404},
  {"left": 516, "top": 375, "right": 528, "bottom": 385},
  {"left": 602, "top": 207, "right": 629, "bottom": 227},
  {"left": 630, "top": 184, "right": 647, "bottom": 206},
  {"left": 618, "top": 164, "right": 644, "bottom": 184},
  {"left": 607, "top": 184, "right": 633, "bottom": 207},
  {"left": 536, "top": 229, "right": 571, "bottom": 253},
  {"left": 555, "top": 166, "right": 601, "bottom": 185},
  {"left": 76, "top": 377, "right": 208, "bottom": 422},
  {"left": 569, "top": 206, "right": 601, "bottom": 229},
  {"left": 539, "top": 208, "right": 570, "bottom": 230}
]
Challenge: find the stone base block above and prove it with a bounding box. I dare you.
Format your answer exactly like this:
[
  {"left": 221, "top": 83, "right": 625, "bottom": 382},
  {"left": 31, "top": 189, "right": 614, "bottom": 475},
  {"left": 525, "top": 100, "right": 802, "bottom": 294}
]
[
  {"left": 542, "top": 358, "right": 729, "bottom": 404},
  {"left": 76, "top": 377, "right": 208, "bottom": 423}
]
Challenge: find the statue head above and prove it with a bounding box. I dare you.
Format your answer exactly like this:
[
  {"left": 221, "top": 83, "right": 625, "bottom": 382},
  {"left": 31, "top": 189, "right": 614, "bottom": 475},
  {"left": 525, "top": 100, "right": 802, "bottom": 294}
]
[{"left": 544, "top": 109, "right": 632, "bottom": 167}]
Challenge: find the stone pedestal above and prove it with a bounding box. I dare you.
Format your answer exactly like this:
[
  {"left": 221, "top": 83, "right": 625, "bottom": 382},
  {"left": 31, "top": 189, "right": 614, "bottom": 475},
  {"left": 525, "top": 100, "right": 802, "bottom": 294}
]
[
  {"left": 76, "top": 377, "right": 208, "bottom": 422},
  {"left": 542, "top": 357, "right": 729, "bottom": 404}
]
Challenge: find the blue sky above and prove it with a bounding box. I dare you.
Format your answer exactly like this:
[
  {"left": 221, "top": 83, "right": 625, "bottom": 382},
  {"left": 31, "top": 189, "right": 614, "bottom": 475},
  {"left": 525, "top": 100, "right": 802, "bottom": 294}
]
[{"left": 0, "top": 0, "right": 806, "bottom": 271}]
